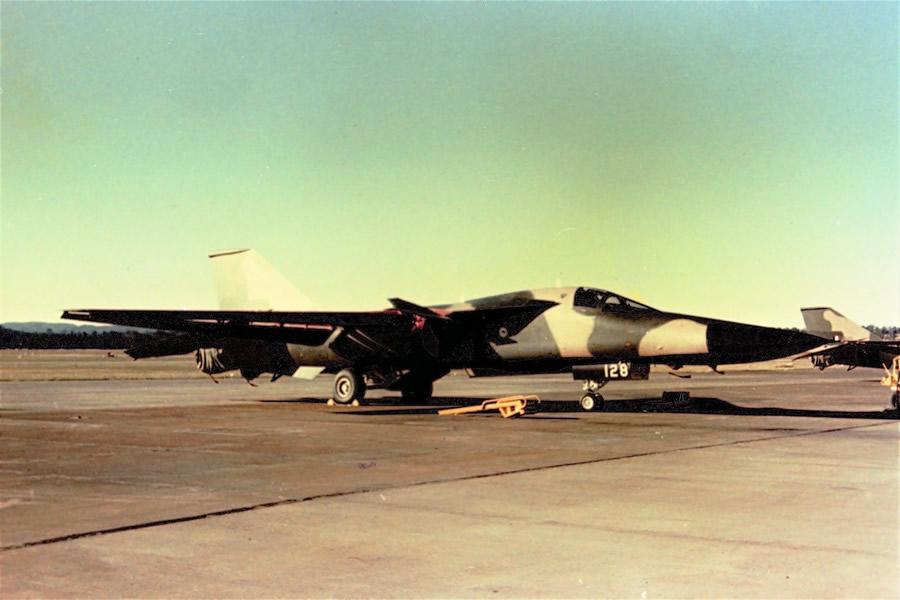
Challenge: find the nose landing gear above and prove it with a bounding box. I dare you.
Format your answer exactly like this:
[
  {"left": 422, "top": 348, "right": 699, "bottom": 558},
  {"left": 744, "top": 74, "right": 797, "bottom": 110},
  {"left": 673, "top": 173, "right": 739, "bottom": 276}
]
[
  {"left": 579, "top": 378, "right": 607, "bottom": 412},
  {"left": 579, "top": 393, "right": 604, "bottom": 412}
]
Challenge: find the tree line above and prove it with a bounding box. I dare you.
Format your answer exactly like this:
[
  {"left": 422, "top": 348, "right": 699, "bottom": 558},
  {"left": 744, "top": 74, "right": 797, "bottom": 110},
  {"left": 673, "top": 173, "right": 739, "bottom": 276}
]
[
  {"left": 866, "top": 326, "right": 900, "bottom": 340},
  {"left": 0, "top": 326, "right": 163, "bottom": 350}
]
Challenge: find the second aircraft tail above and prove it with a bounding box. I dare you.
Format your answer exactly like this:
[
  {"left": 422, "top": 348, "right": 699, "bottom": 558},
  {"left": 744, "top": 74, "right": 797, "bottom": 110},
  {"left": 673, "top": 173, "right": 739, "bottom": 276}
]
[{"left": 801, "top": 307, "right": 880, "bottom": 342}]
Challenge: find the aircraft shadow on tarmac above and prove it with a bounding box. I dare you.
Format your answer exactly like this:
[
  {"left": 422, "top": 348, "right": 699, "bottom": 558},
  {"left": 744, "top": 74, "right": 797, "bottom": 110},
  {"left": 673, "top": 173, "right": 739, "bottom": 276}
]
[
  {"left": 259, "top": 396, "right": 899, "bottom": 420},
  {"left": 599, "top": 397, "right": 900, "bottom": 421}
]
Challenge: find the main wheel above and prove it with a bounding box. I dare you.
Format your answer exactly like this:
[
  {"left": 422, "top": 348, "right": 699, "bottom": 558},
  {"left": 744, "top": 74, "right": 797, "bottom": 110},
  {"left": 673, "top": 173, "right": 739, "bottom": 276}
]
[
  {"left": 401, "top": 380, "right": 433, "bottom": 404},
  {"left": 333, "top": 369, "right": 365, "bottom": 405},
  {"left": 892, "top": 391, "right": 899, "bottom": 411},
  {"left": 579, "top": 393, "right": 604, "bottom": 412}
]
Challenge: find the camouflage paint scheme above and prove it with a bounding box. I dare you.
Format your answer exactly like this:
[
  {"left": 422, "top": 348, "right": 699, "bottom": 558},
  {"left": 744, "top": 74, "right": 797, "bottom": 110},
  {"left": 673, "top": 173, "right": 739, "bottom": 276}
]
[
  {"left": 801, "top": 307, "right": 881, "bottom": 342},
  {"left": 434, "top": 288, "right": 818, "bottom": 368},
  {"left": 62, "top": 250, "right": 823, "bottom": 404}
]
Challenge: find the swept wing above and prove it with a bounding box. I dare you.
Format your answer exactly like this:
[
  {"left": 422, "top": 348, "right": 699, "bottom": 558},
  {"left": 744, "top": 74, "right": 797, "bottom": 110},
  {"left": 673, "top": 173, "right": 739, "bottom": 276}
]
[
  {"left": 62, "top": 299, "right": 559, "bottom": 360},
  {"left": 61, "top": 309, "right": 405, "bottom": 347}
]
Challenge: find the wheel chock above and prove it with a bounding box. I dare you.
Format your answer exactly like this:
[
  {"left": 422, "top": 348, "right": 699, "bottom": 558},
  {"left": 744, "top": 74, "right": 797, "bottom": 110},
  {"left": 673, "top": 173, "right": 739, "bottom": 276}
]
[{"left": 327, "top": 398, "right": 360, "bottom": 407}]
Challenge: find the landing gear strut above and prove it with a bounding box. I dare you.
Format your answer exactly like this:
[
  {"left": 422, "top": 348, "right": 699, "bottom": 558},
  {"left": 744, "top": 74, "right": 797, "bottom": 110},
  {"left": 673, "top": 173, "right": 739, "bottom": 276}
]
[
  {"left": 333, "top": 368, "right": 366, "bottom": 405},
  {"left": 579, "top": 379, "right": 607, "bottom": 412},
  {"left": 882, "top": 356, "right": 899, "bottom": 415}
]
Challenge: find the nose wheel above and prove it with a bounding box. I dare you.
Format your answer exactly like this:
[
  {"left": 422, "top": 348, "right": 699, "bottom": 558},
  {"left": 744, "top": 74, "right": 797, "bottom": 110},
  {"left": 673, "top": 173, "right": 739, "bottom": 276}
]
[
  {"left": 579, "top": 393, "right": 605, "bottom": 412},
  {"left": 579, "top": 378, "right": 608, "bottom": 412}
]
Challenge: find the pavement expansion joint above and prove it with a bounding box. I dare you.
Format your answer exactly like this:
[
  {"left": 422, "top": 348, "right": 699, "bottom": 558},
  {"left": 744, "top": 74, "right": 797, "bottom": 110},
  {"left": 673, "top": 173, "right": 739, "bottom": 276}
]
[{"left": 1, "top": 419, "right": 890, "bottom": 554}]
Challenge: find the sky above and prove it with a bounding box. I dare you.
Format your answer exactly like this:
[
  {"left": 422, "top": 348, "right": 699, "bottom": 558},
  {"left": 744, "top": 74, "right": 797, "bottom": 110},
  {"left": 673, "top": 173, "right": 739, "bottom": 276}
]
[{"left": 2, "top": 2, "right": 898, "bottom": 327}]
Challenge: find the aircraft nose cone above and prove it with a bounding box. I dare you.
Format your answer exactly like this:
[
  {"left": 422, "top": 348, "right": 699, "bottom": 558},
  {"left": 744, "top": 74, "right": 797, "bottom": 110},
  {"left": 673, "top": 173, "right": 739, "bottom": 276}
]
[{"left": 706, "top": 322, "right": 823, "bottom": 363}]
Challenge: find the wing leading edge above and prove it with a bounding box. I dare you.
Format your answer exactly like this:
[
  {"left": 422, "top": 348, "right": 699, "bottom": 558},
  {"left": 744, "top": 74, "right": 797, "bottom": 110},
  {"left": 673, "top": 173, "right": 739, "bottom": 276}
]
[{"left": 60, "top": 309, "right": 407, "bottom": 347}]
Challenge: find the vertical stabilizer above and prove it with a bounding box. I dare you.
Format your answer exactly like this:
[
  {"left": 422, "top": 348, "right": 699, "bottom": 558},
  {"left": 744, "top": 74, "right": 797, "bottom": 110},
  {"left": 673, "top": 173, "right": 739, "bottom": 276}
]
[
  {"left": 801, "top": 307, "right": 880, "bottom": 342},
  {"left": 208, "top": 249, "right": 313, "bottom": 311}
]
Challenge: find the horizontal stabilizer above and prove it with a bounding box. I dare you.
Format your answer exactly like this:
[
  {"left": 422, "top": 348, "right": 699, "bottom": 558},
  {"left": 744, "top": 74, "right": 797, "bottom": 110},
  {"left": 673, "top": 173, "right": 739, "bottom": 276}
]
[{"left": 791, "top": 342, "right": 843, "bottom": 361}]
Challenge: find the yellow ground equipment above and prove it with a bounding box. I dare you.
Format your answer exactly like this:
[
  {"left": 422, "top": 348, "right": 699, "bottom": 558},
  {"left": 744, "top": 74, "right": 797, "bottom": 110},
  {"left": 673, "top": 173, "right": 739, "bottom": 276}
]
[
  {"left": 881, "top": 356, "right": 899, "bottom": 411},
  {"left": 438, "top": 395, "right": 540, "bottom": 418}
]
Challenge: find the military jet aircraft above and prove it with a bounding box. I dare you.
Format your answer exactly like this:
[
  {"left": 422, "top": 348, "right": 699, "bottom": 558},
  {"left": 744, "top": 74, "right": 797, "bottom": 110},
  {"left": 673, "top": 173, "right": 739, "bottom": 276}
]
[
  {"left": 797, "top": 307, "right": 900, "bottom": 371},
  {"left": 62, "top": 249, "right": 823, "bottom": 411}
]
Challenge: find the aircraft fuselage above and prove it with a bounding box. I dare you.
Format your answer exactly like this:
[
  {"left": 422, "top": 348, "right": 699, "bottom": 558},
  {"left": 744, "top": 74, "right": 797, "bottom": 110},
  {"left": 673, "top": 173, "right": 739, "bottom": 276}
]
[{"left": 267, "top": 286, "right": 819, "bottom": 376}]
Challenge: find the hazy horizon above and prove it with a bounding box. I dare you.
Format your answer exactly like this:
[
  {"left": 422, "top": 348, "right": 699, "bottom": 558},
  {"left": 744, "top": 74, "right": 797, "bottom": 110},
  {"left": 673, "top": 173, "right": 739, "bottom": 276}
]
[{"left": 2, "top": 2, "right": 898, "bottom": 328}]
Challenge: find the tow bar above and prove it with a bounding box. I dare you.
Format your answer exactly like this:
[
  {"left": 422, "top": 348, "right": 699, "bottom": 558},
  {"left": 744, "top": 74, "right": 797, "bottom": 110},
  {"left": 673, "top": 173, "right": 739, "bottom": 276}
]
[{"left": 438, "top": 395, "right": 541, "bottom": 418}]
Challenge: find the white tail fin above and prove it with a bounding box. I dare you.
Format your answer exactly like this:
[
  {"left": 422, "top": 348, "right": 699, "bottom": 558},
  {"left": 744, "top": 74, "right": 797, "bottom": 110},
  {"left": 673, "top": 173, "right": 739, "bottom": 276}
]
[
  {"left": 801, "top": 307, "right": 880, "bottom": 342},
  {"left": 208, "top": 249, "right": 313, "bottom": 311}
]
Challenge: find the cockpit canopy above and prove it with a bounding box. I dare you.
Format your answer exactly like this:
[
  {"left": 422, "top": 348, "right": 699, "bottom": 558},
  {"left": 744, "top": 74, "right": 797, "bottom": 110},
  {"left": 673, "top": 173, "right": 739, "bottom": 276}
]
[{"left": 573, "top": 287, "right": 656, "bottom": 312}]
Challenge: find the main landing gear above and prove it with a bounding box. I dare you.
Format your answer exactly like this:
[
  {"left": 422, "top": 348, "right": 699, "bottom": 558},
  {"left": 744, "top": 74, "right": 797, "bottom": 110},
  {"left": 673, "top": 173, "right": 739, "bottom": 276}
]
[
  {"left": 333, "top": 368, "right": 366, "bottom": 406},
  {"left": 579, "top": 379, "right": 607, "bottom": 412},
  {"left": 331, "top": 368, "right": 442, "bottom": 406}
]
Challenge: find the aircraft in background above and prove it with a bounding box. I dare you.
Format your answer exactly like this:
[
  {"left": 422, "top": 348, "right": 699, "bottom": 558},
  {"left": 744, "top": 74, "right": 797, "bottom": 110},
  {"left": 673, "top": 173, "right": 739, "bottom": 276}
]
[
  {"left": 797, "top": 307, "right": 900, "bottom": 371},
  {"left": 63, "top": 250, "right": 823, "bottom": 411}
]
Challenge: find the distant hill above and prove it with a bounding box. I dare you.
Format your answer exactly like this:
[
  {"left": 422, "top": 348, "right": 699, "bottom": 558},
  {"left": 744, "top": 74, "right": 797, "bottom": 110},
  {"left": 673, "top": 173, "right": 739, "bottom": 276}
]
[{"left": 2, "top": 322, "right": 155, "bottom": 334}]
